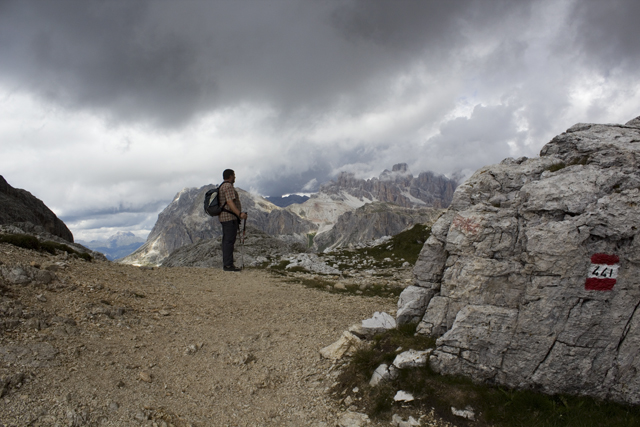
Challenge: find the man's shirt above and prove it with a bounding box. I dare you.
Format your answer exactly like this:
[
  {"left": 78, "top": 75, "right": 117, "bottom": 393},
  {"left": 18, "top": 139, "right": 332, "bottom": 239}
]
[{"left": 218, "top": 182, "right": 241, "bottom": 222}]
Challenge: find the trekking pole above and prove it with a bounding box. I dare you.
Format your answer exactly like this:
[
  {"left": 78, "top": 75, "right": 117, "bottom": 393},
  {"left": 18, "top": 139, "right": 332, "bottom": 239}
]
[{"left": 240, "top": 217, "right": 246, "bottom": 270}]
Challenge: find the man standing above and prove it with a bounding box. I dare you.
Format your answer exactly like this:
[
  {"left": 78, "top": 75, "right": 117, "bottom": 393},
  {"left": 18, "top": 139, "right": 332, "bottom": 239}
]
[{"left": 218, "top": 169, "right": 248, "bottom": 272}]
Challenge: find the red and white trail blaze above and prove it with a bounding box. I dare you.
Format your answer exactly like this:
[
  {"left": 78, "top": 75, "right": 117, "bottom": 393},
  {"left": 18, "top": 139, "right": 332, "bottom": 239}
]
[{"left": 585, "top": 253, "right": 620, "bottom": 291}]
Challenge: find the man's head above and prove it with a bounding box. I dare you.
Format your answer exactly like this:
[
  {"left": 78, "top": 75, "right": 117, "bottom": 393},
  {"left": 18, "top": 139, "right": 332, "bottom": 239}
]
[{"left": 223, "top": 169, "right": 235, "bottom": 182}]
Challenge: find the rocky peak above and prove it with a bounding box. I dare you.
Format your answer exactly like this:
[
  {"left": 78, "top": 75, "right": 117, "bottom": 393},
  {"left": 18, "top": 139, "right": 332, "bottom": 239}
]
[
  {"left": 319, "top": 164, "right": 456, "bottom": 209},
  {"left": 625, "top": 115, "right": 640, "bottom": 128},
  {"left": 392, "top": 163, "right": 409, "bottom": 173},
  {"left": 401, "top": 115, "right": 640, "bottom": 405},
  {"left": 0, "top": 176, "right": 73, "bottom": 243}
]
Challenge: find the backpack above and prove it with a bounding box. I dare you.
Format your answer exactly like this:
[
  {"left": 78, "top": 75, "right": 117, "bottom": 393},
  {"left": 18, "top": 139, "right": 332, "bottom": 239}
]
[{"left": 203, "top": 183, "right": 226, "bottom": 217}]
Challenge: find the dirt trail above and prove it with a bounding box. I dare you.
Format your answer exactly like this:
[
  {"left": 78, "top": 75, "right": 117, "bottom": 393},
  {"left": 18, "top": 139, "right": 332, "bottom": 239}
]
[{"left": 1, "top": 244, "right": 398, "bottom": 426}]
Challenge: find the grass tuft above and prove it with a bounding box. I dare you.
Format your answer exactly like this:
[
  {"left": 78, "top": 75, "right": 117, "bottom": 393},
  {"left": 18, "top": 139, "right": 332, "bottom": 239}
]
[
  {"left": 569, "top": 155, "right": 589, "bottom": 166},
  {"left": 269, "top": 260, "right": 290, "bottom": 271},
  {"left": 546, "top": 162, "right": 567, "bottom": 172},
  {"left": 333, "top": 327, "right": 640, "bottom": 426}
]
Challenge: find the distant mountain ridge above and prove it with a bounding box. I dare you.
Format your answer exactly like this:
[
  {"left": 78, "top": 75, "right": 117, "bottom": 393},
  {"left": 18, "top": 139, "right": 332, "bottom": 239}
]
[
  {"left": 321, "top": 163, "right": 456, "bottom": 209},
  {"left": 285, "top": 163, "right": 456, "bottom": 234},
  {"left": 77, "top": 231, "right": 145, "bottom": 261},
  {"left": 265, "top": 194, "right": 310, "bottom": 207},
  {"left": 312, "top": 202, "right": 442, "bottom": 252}
]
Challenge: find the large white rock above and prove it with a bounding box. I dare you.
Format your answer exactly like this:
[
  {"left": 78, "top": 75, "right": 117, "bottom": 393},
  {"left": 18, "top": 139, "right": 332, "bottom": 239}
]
[
  {"left": 393, "top": 390, "right": 414, "bottom": 402},
  {"left": 361, "top": 312, "right": 396, "bottom": 337},
  {"left": 410, "top": 117, "right": 640, "bottom": 405},
  {"left": 319, "top": 331, "right": 363, "bottom": 360},
  {"left": 396, "top": 286, "right": 433, "bottom": 325},
  {"left": 369, "top": 363, "right": 399, "bottom": 386},
  {"left": 392, "top": 349, "right": 431, "bottom": 369},
  {"left": 285, "top": 253, "right": 341, "bottom": 275}
]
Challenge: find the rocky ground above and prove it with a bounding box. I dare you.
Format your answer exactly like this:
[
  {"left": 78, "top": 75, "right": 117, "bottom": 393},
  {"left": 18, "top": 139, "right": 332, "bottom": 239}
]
[{"left": 0, "top": 243, "right": 454, "bottom": 427}]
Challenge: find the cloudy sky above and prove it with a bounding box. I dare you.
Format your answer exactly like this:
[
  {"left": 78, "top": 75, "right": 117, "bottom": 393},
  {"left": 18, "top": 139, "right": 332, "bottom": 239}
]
[{"left": 1, "top": 0, "right": 639, "bottom": 242}]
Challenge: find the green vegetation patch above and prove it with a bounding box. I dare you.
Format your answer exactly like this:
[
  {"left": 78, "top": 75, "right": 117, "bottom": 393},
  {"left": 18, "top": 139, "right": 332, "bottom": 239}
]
[
  {"left": 289, "top": 276, "right": 336, "bottom": 291},
  {"left": 569, "top": 155, "right": 590, "bottom": 166},
  {"left": 330, "top": 224, "right": 431, "bottom": 268},
  {"left": 307, "top": 232, "right": 317, "bottom": 248},
  {"left": 0, "top": 234, "right": 92, "bottom": 261},
  {"left": 268, "top": 260, "right": 291, "bottom": 271},
  {"left": 334, "top": 326, "right": 640, "bottom": 426},
  {"left": 546, "top": 162, "right": 567, "bottom": 172},
  {"left": 0, "top": 233, "right": 41, "bottom": 250},
  {"left": 546, "top": 156, "right": 589, "bottom": 174}
]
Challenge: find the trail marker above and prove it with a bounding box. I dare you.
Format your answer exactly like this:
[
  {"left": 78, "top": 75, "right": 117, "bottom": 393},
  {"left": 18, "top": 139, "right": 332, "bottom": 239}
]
[{"left": 585, "top": 253, "right": 619, "bottom": 291}]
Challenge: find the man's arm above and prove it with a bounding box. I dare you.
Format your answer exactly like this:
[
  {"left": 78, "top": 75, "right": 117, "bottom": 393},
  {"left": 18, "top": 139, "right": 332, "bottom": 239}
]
[{"left": 225, "top": 199, "right": 248, "bottom": 219}]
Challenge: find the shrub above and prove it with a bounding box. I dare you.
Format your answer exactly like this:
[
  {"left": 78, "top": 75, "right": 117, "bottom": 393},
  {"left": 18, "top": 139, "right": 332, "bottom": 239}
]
[
  {"left": 39, "top": 240, "right": 69, "bottom": 255},
  {"left": 0, "top": 234, "right": 40, "bottom": 250},
  {"left": 0, "top": 234, "right": 92, "bottom": 261},
  {"left": 307, "top": 232, "right": 317, "bottom": 248}
]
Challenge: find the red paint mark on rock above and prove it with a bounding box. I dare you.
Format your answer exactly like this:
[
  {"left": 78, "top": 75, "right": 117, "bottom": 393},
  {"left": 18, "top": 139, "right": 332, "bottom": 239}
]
[
  {"left": 585, "top": 253, "right": 619, "bottom": 291},
  {"left": 452, "top": 215, "right": 481, "bottom": 235},
  {"left": 590, "top": 253, "right": 619, "bottom": 265}
]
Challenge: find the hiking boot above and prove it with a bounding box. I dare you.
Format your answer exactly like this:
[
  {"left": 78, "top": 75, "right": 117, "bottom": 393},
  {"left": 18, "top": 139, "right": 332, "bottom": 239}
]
[{"left": 223, "top": 266, "right": 242, "bottom": 272}]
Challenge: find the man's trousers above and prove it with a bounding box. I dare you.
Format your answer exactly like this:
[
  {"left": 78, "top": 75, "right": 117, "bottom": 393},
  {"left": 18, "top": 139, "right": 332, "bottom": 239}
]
[{"left": 221, "top": 220, "right": 238, "bottom": 268}]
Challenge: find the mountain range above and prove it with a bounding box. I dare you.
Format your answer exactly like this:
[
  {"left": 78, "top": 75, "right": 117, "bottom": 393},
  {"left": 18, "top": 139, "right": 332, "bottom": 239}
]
[{"left": 120, "top": 164, "right": 457, "bottom": 266}]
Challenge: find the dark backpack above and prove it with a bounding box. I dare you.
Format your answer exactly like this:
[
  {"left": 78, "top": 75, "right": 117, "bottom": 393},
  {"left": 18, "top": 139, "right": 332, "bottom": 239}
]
[{"left": 203, "top": 183, "right": 226, "bottom": 217}]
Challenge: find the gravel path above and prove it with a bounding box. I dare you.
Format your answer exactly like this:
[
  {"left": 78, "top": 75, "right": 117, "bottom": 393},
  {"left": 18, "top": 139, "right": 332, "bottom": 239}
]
[{"left": 1, "top": 244, "right": 400, "bottom": 426}]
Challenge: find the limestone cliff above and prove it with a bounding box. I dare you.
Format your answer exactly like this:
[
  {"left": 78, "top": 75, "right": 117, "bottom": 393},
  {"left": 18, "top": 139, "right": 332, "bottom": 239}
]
[
  {"left": 288, "top": 163, "right": 456, "bottom": 242},
  {"left": 401, "top": 116, "right": 640, "bottom": 404},
  {"left": 313, "top": 202, "right": 442, "bottom": 252}
]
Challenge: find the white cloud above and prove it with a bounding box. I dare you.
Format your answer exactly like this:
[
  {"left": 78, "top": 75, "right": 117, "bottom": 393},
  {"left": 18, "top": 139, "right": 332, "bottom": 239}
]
[{"left": 302, "top": 179, "right": 318, "bottom": 192}]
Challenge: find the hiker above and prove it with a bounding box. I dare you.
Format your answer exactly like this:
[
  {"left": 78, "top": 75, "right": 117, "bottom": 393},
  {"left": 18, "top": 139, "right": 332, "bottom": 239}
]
[{"left": 218, "top": 169, "right": 247, "bottom": 272}]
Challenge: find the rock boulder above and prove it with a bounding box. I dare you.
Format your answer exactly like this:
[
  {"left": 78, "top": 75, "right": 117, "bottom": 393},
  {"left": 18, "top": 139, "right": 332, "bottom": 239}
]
[{"left": 410, "top": 116, "right": 640, "bottom": 404}]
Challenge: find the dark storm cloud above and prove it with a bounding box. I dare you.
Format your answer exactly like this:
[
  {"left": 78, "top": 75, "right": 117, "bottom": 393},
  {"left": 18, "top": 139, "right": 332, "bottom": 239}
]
[
  {"left": 570, "top": 0, "right": 640, "bottom": 72},
  {"left": 0, "top": 0, "right": 535, "bottom": 129},
  {"left": 257, "top": 168, "right": 331, "bottom": 198},
  {"left": 0, "top": 0, "right": 636, "bottom": 131},
  {"left": 0, "top": 1, "right": 208, "bottom": 127},
  {"left": 330, "top": 0, "right": 527, "bottom": 51}
]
